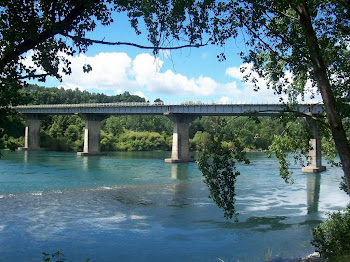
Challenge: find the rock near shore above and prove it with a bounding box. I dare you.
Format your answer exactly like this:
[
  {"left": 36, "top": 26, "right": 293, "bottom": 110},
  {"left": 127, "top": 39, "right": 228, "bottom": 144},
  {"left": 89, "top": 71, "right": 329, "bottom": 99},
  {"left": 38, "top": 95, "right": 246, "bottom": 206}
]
[{"left": 301, "top": 252, "right": 327, "bottom": 262}]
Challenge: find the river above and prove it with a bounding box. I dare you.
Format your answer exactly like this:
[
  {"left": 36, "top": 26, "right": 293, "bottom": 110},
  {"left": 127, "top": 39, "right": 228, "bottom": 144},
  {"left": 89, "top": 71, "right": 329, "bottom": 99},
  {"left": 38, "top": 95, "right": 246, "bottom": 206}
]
[{"left": 0, "top": 150, "right": 348, "bottom": 262}]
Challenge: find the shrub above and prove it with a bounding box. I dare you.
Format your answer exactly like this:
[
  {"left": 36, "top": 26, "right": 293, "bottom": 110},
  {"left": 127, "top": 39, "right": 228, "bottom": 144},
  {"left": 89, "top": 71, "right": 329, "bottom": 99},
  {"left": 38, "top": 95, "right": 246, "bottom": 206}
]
[
  {"left": 311, "top": 204, "right": 350, "bottom": 260},
  {"left": 116, "top": 130, "right": 169, "bottom": 151}
]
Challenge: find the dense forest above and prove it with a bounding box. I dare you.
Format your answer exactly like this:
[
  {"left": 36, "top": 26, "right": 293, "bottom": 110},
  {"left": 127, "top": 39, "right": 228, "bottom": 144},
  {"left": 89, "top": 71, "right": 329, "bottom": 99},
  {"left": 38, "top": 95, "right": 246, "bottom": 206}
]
[{"left": 1, "top": 85, "right": 287, "bottom": 152}]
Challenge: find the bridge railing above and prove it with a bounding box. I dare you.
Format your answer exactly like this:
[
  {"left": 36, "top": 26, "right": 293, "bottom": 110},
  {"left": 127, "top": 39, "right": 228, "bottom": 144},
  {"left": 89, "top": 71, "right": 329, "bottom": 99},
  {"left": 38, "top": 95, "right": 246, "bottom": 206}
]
[
  {"left": 13, "top": 101, "right": 323, "bottom": 109},
  {"left": 14, "top": 102, "right": 154, "bottom": 108}
]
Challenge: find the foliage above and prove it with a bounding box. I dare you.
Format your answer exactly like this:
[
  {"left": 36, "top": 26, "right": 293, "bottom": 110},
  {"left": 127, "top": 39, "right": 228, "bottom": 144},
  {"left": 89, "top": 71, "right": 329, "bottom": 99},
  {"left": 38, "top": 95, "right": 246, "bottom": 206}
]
[
  {"left": 1, "top": 0, "right": 112, "bottom": 121},
  {"left": 311, "top": 205, "right": 350, "bottom": 261},
  {"left": 42, "top": 249, "right": 90, "bottom": 262},
  {"left": 0, "top": 113, "right": 25, "bottom": 151},
  {"left": 101, "top": 130, "right": 117, "bottom": 151},
  {"left": 42, "top": 249, "right": 65, "bottom": 262},
  {"left": 190, "top": 131, "right": 210, "bottom": 151},
  {"left": 197, "top": 117, "right": 249, "bottom": 220},
  {"left": 21, "top": 85, "right": 145, "bottom": 105},
  {"left": 268, "top": 116, "right": 311, "bottom": 183},
  {"left": 214, "top": 0, "right": 350, "bottom": 105},
  {"left": 116, "top": 130, "right": 169, "bottom": 151},
  {"left": 0, "top": 134, "right": 23, "bottom": 151},
  {"left": 211, "top": 0, "right": 350, "bottom": 192},
  {"left": 225, "top": 116, "right": 285, "bottom": 151}
]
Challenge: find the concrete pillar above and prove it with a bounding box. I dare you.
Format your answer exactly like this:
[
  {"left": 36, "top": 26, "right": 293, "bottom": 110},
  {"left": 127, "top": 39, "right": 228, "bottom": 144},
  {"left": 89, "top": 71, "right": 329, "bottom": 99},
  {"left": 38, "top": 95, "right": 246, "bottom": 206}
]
[
  {"left": 77, "top": 114, "right": 107, "bottom": 156},
  {"left": 20, "top": 114, "right": 44, "bottom": 150},
  {"left": 302, "top": 116, "right": 326, "bottom": 173},
  {"left": 165, "top": 113, "right": 195, "bottom": 163}
]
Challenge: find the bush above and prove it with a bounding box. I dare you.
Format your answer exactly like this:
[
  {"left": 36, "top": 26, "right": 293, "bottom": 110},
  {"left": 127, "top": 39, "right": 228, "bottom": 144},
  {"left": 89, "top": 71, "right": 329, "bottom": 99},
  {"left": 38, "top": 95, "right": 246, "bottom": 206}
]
[
  {"left": 190, "top": 131, "right": 210, "bottom": 151},
  {"left": 0, "top": 134, "right": 24, "bottom": 150},
  {"left": 116, "top": 130, "right": 169, "bottom": 151},
  {"left": 311, "top": 204, "right": 350, "bottom": 261}
]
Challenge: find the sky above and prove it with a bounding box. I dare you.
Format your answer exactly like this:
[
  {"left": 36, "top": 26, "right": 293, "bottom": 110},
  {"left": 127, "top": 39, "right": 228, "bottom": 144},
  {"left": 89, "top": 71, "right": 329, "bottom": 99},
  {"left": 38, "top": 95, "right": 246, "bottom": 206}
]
[{"left": 26, "top": 12, "right": 320, "bottom": 104}]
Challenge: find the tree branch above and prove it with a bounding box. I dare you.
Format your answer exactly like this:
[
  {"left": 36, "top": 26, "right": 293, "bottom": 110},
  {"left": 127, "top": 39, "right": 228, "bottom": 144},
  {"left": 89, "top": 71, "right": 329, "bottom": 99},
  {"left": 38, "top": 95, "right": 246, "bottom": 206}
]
[
  {"left": 14, "top": 73, "right": 54, "bottom": 81},
  {"left": 62, "top": 34, "right": 208, "bottom": 50},
  {"left": 239, "top": 18, "right": 291, "bottom": 64},
  {"left": 0, "top": 0, "right": 99, "bottom": 70}
]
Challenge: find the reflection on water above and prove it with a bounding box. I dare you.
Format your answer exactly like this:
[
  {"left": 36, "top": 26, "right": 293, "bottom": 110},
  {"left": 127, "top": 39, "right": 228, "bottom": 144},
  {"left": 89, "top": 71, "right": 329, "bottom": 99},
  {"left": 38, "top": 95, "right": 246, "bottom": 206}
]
[
  {"left": 82, "top": 155, "right": 89, "bottom": 170},
  {"left": 0, "top": 150, "right": 348, "bottom": 262},
  {"left": 23, "top": 150, "right": 28, "bottom": 163},
  {"left": 307, "top": 174, "right": 321, "bottom": 214},
  {"left": 171, "top": 163, "right": 190, "bottom": 180}
]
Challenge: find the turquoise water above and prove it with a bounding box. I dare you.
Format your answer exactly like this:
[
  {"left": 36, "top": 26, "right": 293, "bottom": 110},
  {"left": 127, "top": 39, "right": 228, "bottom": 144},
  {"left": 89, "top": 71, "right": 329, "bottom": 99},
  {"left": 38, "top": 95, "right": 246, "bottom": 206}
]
[{"left": 0, "top": 150, "right": 348, "bottom": 262}]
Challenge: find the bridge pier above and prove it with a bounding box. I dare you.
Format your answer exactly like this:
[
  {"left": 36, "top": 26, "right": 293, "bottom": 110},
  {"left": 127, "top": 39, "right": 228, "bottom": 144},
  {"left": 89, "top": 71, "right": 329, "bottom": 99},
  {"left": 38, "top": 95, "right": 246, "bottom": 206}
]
[
  {"left": 77, "top": 114, "right": 107, "bottom": 156},
  {"left": 165, "top": 113, "right": 195, "bottom": 163},
  {"left": 19, "top": 114, "right": 44, "bottom": 150},
  {"left": 302, "top": 116, "right": 326, "bottom": 173}
]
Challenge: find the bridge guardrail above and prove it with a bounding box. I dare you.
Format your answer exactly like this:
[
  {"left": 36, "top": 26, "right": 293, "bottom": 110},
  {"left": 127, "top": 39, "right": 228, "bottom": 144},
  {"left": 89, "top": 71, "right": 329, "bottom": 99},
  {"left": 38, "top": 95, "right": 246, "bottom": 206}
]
[{"left": 13, "top": 101, "right": 323, "bottom": 109}]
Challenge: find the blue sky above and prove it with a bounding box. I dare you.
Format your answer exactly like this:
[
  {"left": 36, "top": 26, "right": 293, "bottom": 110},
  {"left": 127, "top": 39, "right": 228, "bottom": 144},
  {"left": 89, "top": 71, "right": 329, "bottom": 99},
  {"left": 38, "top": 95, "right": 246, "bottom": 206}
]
[{"left": 26, "top": 12, "right": 319, "bottom": 104}]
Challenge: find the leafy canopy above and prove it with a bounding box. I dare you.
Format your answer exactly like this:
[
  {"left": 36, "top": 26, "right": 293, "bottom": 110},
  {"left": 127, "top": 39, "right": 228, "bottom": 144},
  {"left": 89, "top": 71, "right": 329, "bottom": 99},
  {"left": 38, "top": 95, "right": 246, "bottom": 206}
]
[
  {"left": 209, "top": 1, "right": 350, "bottom": 192},
  {"left": 215, "top": 1, "right": 350, "bottom": 108}
]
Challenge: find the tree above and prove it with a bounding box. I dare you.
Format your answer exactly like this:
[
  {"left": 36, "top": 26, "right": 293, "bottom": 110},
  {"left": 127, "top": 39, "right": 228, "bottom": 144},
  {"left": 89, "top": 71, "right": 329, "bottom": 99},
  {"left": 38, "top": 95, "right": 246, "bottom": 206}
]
[
  {"left": 197, "top": 117, "right": 249, "bottom": 220},
  {"left": 207, "top": 1, "right": 350, "bottom": 193},
  {"left": 153, "top": 98, "right": 163, "bottom": 103}
]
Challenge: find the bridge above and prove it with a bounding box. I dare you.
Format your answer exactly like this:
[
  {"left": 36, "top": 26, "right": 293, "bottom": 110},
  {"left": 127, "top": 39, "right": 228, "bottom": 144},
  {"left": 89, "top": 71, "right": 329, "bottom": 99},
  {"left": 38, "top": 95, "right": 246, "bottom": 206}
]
[{"left": 14, "top": 102, "right": 326, "bottom": 173}]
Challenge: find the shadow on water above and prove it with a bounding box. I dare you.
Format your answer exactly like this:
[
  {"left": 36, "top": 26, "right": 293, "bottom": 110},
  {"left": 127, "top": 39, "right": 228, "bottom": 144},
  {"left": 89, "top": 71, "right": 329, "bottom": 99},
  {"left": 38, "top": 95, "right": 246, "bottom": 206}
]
[
  {"left": 194, "top": 216, "right": 295, "bottom": 232},
  {"left": 307, "top": 173, "right": 321, "bottom": 214}
]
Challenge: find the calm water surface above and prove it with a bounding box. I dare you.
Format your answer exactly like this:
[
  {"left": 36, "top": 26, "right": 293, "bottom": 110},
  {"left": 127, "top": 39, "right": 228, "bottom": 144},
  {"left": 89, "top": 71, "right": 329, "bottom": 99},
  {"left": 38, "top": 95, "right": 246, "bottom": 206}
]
[{"left": 0, "top": 150, "right": 348, "bottom": 262}]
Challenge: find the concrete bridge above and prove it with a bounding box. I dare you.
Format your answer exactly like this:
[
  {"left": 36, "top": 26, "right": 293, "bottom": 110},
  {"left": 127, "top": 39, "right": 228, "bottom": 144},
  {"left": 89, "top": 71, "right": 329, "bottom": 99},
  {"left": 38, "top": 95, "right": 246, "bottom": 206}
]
[{"left": 14, "top": 102, "right": 326, "bottom": 173}]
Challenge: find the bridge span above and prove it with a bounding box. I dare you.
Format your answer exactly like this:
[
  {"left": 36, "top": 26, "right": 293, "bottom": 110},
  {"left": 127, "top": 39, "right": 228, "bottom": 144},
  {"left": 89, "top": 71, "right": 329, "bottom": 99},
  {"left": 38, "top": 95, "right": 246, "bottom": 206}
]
[
  {"left": 15, "top": 102, "right": 324, "bottom": 116},
  {"left": 14, "top": 102, "right": 326, "bottom": 173}
]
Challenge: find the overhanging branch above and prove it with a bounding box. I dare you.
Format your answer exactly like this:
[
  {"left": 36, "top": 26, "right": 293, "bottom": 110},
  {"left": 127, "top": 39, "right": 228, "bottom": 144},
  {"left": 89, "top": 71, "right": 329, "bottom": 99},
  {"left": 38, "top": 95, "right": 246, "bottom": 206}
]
[
  {"left": 62, "top": 33, "right": 208, "bottom": 50},
  {"left": 15, "top": 73, "right": 54, "bottom": 81}
]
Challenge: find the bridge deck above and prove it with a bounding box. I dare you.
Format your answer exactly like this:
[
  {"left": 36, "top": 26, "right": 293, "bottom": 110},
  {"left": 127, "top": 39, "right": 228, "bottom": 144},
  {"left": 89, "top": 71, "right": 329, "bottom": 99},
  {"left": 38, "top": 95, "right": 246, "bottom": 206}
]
[{"left": 14, "top": 103, "right": 324, "bottom": 116}]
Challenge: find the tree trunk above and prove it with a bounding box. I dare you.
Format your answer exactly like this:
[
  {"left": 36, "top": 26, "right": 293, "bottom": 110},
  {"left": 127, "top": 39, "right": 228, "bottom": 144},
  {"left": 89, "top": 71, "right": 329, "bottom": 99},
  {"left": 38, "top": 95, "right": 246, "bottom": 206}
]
[{"left": 296, "top": 1, "right": 350, "bottom": 194}]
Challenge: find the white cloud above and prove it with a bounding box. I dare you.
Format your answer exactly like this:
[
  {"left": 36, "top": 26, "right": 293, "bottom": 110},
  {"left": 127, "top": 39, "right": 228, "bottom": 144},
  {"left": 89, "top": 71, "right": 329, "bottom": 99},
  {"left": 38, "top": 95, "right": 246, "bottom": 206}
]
[
  {"left": 59, "top": 52, "right": 136, "bottom": 92},
  {"left": 225, "top": 63, "right": 322, "bottom": 103},
  {"left": 132, "top": 53, "right": 217, "bottom": 96},
  {"left": 24, "top": 51, "right": 322, "bottom": 104},
  {"left": 225, "top": 66, "right": 242, "bottom": 80},
  {"left": 219, "top": 96, "right": 230, "bottom": 104},
  {"left": 55, "top": 52, "right": 220, "bottom": 97},
  {"left": 224, "top": 64, "right": 281, "bottom": 102}
]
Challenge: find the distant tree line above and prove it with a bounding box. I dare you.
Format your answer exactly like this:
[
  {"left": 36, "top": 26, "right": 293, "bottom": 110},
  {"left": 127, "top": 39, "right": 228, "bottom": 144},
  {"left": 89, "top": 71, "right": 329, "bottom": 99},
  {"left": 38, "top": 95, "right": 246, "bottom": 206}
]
[
  {"left": 1, "top": 85, "right": 286, "bottom": 152},
  {"left": 21, "top": 85, "right": 146, "bottom": 104}
]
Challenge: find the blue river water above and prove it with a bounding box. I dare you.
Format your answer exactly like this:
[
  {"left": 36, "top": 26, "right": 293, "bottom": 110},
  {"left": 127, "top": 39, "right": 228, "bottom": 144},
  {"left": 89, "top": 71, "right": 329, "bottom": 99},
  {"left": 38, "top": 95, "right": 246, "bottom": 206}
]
[{"left": 0, "top": 150, "right": 348, "bottom": 262}]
